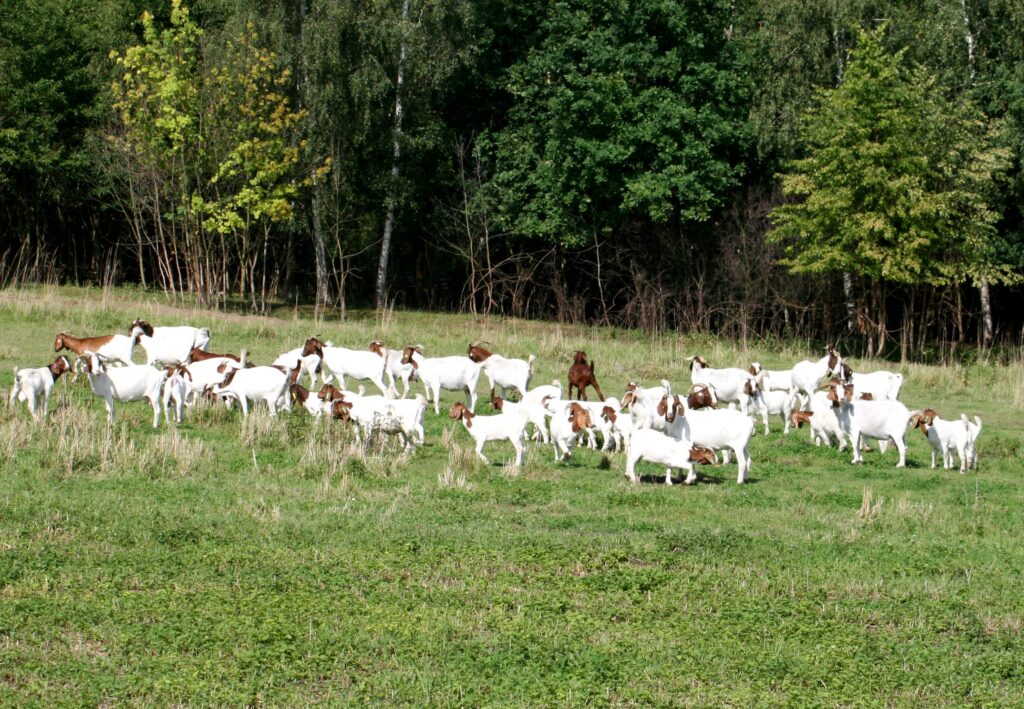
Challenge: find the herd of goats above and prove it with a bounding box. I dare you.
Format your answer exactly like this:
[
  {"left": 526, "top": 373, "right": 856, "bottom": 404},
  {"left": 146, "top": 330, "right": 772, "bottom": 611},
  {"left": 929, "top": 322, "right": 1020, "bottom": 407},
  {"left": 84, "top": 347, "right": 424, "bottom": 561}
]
[{"left": 8, "top": 320, "right": 984, "bottom": 485}]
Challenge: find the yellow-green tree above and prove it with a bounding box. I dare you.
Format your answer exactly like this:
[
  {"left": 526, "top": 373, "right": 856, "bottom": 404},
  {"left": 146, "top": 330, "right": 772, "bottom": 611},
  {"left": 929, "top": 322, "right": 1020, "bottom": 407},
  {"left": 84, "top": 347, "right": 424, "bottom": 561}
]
[{"left": 110, "top": 1, "right": 320, "bottom": 309}]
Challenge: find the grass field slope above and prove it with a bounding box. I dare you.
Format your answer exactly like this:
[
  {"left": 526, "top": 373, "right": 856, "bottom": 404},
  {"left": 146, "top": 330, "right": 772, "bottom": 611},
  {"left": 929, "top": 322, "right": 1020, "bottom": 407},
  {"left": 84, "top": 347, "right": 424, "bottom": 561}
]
[{"left": 1, "top": 285, "right": 1023, "bottom": 705}]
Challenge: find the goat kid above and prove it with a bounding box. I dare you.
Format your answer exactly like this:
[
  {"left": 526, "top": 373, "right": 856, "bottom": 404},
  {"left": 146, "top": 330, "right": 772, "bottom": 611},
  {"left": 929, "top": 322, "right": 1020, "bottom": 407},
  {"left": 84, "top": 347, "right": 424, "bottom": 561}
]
[
  {"left": 449, "top": 401, "right": 527, "bottom": 466},
  {"left": 912, "top": 409, "right": 980, "bottom": 473},
  {"left": 212, "top": 362, "right": 299, "bottom": 417},
  {"left": 9, "top": 355, "right": 72, "bottom": 420}
]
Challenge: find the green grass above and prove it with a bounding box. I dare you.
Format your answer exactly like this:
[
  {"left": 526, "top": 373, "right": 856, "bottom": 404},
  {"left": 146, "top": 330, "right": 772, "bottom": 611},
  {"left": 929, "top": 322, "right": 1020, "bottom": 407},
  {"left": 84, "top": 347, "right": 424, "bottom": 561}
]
[{"left": 1, "top": 284, "right": 1023, "bottom": 705}]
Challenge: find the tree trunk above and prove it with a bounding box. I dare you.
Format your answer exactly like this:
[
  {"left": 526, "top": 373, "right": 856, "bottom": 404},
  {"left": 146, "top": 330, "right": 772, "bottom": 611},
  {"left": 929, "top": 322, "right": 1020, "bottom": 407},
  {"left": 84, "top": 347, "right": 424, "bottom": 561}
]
[
  {"left": 843, "top": 271, "right": 856, "bottom": 333},
  {"left": 375, "top": 0, "right": 409, "bottom": 310},
  {"left": 300, "top": 0, "right": 330, "bottom": 313},
  {"left": 979, "top": 276, "right": 993, "bottom": 348}
]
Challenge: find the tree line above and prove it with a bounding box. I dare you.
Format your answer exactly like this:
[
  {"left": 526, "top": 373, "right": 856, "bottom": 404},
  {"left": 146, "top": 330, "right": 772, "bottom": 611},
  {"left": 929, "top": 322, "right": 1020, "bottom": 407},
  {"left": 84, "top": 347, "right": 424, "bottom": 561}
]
[{"left": 2, "top": 0, "right": 1023, "bottom": 358}]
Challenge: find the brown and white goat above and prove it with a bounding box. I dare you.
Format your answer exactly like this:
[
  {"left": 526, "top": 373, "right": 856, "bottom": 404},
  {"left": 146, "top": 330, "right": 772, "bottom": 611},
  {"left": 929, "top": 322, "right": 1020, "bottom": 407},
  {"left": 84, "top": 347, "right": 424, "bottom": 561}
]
[
  {"left": 55, "top": 331, "right": 135, "bottom": 369},
  {"left": 468, "top": 342, "right": 535, "bottom": 400},
  {"left": 9, "top": 355, "right": 72, "bottom": 420},
  {"left": 449, "top": 401, "right": 527, "bottom": 466}
]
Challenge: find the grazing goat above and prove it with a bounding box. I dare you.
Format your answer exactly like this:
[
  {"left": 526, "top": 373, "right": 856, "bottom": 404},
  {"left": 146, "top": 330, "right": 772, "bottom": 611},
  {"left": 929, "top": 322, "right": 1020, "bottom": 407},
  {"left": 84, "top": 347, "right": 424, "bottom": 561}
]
[
  {"left": 55, "top": 332, "right": 135, "bottom": 369},
  {"left": 626, "top": 428, "right": 695, "bottom": 486},
  {"left": 403, "top": 346, "right": 482, "bottom": 414},
  {"left": 449, "top": 401, "right": 527, "bottom": 466},
  {"left": 84, "top": 354, "right": 167, "bottom": 428},
  {"left": 911, "top": 409, "right": 980, "bottom": 473},
  {"left": 790, "top": 345, "right": 843, "bottom": 409},
  {"left": 333, "top": 391, "right": 427, "bottom": 450},
  {"left": 290, "top": 383, "right": 331, "bottom": 417},
  {"left": 826, "top": 381, "right": 916, "bottom": 467},
  {"left": 545, "top": 400, "right": 596, "bottom": 461},
  {"left": 467, "top": 343, "right": 536, "bottom": 400},
  {"left": 303, "top": 337, "right": 389, "bottom": 396},
  {"left": 567, "top": 350, "right": 605, "bottom": 401},
  {"left": 130, "top": 319, "right": 212, "bottom": 366},
  {"left": 9, "top": 355, "right": 72, "bottom": 420}
]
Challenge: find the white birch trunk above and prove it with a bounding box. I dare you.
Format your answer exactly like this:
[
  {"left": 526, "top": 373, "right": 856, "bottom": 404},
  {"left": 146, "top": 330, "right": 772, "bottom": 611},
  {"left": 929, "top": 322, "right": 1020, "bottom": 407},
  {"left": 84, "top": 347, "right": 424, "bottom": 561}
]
[{"left": 376, "top": 0, "right": 409, "bottom": 310}]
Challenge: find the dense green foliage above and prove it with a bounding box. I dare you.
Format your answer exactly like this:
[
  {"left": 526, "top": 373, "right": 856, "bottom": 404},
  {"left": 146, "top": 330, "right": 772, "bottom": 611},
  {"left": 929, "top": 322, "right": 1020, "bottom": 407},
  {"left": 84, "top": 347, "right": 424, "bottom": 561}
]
[
  {"left": 770, "top": 26, "right": 1010, "bottom": 286},
  {"left": 1, "top": 285, "right": 1022, "bottom": 703},
  {"left": 1, "top": 0, "right": 1024, "bottom": 345}
]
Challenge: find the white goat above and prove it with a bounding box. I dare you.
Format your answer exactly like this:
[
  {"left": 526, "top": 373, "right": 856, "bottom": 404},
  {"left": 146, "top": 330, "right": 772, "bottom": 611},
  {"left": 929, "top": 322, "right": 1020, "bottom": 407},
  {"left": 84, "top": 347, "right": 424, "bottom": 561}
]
[
  {"left": 129, "top": 319, "right": 211, "bottom": 366},
  {"left": 334, "top": 391, "right": 427, "bottom": 450},
  {"left": 912, "top": 409, "right": 979, "bottom": 473},
  {"left": 449, "top": 401, "right": 527, "bottom": 466},
  {"left": 790, "top": 391, "right": 847, "bottom": 449},
  {"left": 625, "top": 428, "right": 694, "bottom": 485},
  {"left": 272, "top": 347, "right": 322, "bottom": 389},
  {"left": 84, "top": 354, "right": 167, "bottom": 428},
  {"left": 8, "top": 355, "right": 72, "bottom": 420},
  {"left": 212, "top": 365, "right": 294, "bottom": 417},
  {"left": 544, "top": 399, "right": 595, "bottom": 462},
  {"left": 304, "top": 338, "right": 389, "bottom": 396},
  {"left": 161, "top": 365, "right": 191, "bottom": 424},
  {"left": 620, "top": 380, "right": 672, "bottom": 431},
  {"left": 689, "top": 356, "right": 764, "bottom": 425},
  {"left": 826, "top": 381, "right": 916, "bottom": 467},
  {"left": 491, "top": 394, "right": 551, "bottom": 443},
  {"left": 750, "top": 362, "right": 794, "bottom": 393},
  {"left": 521, "top": 380, "right": 563, "bottom": 405},
  {"left": 759, "top": 388, "right": 797, "bottom": 434},
  {"left": 600, "top": 397, "right": 633, "bottom": 453},
  {"left": 405, "top": 347, "right": 483, "bottom": 414},
  {"left": 790, "top": 345, "right": 843, "bottom": 408},
  {"left": 666, "top": 399, "right": 754, "bottom": 484},
  {"left": 175, "top": 356, "right": 243, "bottom": 406},
  {"left": 467, "top": 343, "right": 535, "bottom": 399},
  {"left": 382, "top": 344, "right": 421, "bottom": 398},
  {"left": 838, "top": 363, "right": 904, "bottom": 401}
]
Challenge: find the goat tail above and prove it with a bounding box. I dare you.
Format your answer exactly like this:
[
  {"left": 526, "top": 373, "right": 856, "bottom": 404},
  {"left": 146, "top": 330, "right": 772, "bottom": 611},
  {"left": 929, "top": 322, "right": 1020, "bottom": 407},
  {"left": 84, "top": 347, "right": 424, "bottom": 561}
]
[
  {"left": 240, "top": 349, "right": 249, "bottom": 367},
  {"left": 973, "top": 415, "right": 983, "bottom": 434},
  {"left": 527, "top": 354, "right": 537, "bottom": 368}
]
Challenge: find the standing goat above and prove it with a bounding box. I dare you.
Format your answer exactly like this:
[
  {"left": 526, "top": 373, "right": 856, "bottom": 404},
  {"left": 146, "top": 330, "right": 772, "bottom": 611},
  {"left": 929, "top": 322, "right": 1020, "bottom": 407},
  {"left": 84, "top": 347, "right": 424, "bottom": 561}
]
[
  {"left": 9, "top": 355, "right": 72, "bottom": 420},
  {"left": 55, "top": 332, "right": 135, "bottom": 369},
  {"left": 404, "top": 347, "right": 482, "bottom": 414},
  {"left": 303, "top": 337, "right": 389, "bottom": 396},
  {"left": 449, "top": 401, "right": 527, "bottom": 466},
  {"left": 84, "top": 354, "right": 167, "bottom": 428},
  {"left": 826, "top": 381, "right": 916, "bottom": 467},
  {"left": 130, "top": 319, "right": 212, "bottom": 366},
  {"left": 790, "top": 345, "right": 842, "bottom": 409},
  {"left": 911, "top": 409, "right": 980, "bottom": 473},
  {"left": 467, "top": 343, "right": 535, "bottom": 400},
  {"left": 567, "top": 350, "right": 605, "bottom": 401}
]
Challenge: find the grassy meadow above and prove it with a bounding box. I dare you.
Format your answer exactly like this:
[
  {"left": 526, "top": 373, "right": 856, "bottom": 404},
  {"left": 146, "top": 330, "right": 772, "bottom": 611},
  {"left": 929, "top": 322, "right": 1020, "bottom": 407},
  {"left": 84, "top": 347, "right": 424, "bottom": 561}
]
[{"left": 1, "top": 285, "right": 1023, "bottom": 705}]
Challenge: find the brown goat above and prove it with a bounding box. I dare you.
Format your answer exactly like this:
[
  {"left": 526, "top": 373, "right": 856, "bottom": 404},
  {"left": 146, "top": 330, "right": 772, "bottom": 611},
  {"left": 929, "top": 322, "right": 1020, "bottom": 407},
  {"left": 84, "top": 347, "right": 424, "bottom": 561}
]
[
  {"left": 567, "top": 350, "right": 605, "bottom": 401},
  {"left": 188, "top": 347, "right": 241, "bottom": 363}
]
